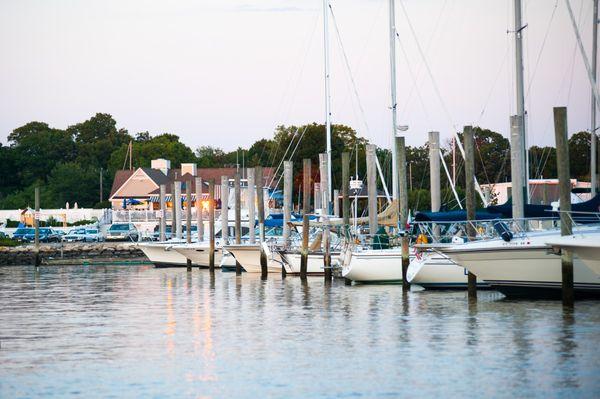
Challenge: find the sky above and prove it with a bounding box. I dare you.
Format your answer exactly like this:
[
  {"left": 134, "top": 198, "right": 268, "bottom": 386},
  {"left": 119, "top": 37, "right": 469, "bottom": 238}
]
[{"left": 0, "top": 0, "right": 595, "bottom": 153}]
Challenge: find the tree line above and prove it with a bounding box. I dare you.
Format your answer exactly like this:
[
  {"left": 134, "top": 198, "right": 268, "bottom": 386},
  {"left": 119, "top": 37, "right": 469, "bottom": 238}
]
[{"left": 0, "top": 113, "right": 595, "bottom": 210}]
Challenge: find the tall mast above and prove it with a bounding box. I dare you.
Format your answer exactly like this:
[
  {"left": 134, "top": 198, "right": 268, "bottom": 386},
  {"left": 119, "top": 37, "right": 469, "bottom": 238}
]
[
  {"left": 389, "top": 0, "right": 399, "bottom": 200},
  {"left": 514, "top": 0, "right": 528, "bottom": 203},
  {"left": 323, "top": 0, "right": 333, "bottom": 202},
  {"left": 592, "top": 0, "right": 598, "bottom": 194}
]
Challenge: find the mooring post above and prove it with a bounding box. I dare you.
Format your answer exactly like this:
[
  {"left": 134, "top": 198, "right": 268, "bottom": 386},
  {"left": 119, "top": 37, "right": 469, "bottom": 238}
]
[
  {"left": 234, "top": 172, "right": 242, "bottom": 275},
  {"left": 464, "top": 126, "right": 478, "bottom": 299},
  {"left": 283, "top": 161, "right": 293, "bottom": 249},
  {"left": 185, "top": 182, "right": 192, "bottom": 270},
  {"left": 159, "top": 184, "right": 166, "bottom": 242},
  {"left": 396, "top": 137, "right": 409, "bottom": 290},
  {"left": 247, "top": 168, "right": 256, "bottom": 244},
  {"left": 554, "top": 107, "right": 574, "bottom": 306},
  {"left": 34, "top": 186, "right": 40, "bottom": 267},
  {"left": 220, "top": 176, "right": 229, "bottom": 244},
  {"left": 208, "top": 180, "right": 216, "bottom": 273},
  {"left": 174, "top": 181, "right": 182, "bottom": 240},
  {"left": 366, "top": 144, "right": 378, "bottom": 236},
  {"left": 300, "top": 159, "right": 311, "bottom": 280},
  {"left": 195, "top": 176, "right": 204, "bottom": 243},
  {"left": 333, "top": 189, "right": 339, "bottom": 217},
  {"left": 256, "top": 166, "right": 267, "bottom": 278},
  {"left": 429, "top": 132, "right": 441, "bottom": 240},
  {"left": 320, "top": 154, "right": 332, "bottom": 282},
  {"left": 342, "top": 152, "right": 351, "bottom": 285}
]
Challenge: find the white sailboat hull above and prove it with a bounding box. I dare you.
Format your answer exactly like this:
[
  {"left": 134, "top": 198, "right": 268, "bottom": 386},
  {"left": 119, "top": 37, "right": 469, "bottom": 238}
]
[
  {"left": 139, "top": 240, "right": 190, "bottom": 267},
  {"left": 342, "top": 249, "right": 408, "bottom": 283},
  {"left": 277, "top": 251, "right": 338, "bottom": 275},
  {"left": 546, "top": 235, "right": 600, "bottom": 276},
  {"left": 224, "top": 244, "right": 281, "bottom": 273},
  {"left": 407, "top": 252, "right": 490, "bottom": 289},
  {"left": 443, "top": 234, "right": 600, "bottom": 298},
  {"left": 173, "top": 244, "right": 223, "bottom": 268}
]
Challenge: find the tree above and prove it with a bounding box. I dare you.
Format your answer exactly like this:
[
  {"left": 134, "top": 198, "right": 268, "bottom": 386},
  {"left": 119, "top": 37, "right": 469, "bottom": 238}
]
[
  {"left": 68, "top": 113, "right": 131, "bottom": 169},
  {"left": 569, "top": 131, "right": 592, "bottom": 180}
]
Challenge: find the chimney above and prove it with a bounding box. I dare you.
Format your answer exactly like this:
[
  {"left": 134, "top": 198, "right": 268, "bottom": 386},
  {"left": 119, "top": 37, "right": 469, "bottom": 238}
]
[
  {"left": 151, "top": 158, "right": 171, "bottom": 175},
  {"left": 181, "top": 163, "right": 197, "bottom": 177}
]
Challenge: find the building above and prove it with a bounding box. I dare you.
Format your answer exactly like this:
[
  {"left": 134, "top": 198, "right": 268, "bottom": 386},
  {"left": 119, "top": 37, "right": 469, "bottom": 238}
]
[{"left": 108, "top": 159, "right": 275, "bottom": 210}]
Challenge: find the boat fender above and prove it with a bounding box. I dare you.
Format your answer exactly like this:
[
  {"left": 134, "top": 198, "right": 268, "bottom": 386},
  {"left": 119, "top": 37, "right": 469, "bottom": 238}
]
[
  {"left": 416, "top": 234, "right": 428, "bottom": 245},
  {"left": 492, "top": 219, "right": 513, "bottom": 242}
]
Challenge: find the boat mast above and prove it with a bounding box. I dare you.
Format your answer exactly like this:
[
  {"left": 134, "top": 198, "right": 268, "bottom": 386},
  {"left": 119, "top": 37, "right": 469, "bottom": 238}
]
[
  {"left": 514, "top": 0, "right": 529, "bottom": 205},
  {"left": 389, "top": 0, "right": 399, "bottom": 201},
  {"left": 591, "top": 0, "right": 598, "bottom": 194},
  {"left": 323, "top": 0, "right": 333, "bottom": 203}
]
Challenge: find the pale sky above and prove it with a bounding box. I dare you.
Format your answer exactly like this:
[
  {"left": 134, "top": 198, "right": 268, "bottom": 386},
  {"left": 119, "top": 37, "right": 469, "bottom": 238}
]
[{"left": 0, "top": 0, "right": 594, "bottom": 152}]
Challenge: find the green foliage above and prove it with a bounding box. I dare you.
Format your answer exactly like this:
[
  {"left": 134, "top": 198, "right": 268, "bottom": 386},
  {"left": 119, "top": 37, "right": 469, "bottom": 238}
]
[
  {"left": 0, "top": 237, "right": 20, "bottom": 247},
  {"left": 108, "top": 133, "right": 196, "bottom": 177}
]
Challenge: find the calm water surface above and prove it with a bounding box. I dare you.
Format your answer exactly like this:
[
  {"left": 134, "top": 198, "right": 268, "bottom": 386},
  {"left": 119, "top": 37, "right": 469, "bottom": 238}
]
[{"left": 0, "top": 265, "right": 599, "bottom": 398}]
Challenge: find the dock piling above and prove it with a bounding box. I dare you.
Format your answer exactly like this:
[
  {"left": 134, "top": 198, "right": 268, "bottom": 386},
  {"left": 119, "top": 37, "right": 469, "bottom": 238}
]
[
  {"left": 196, "top": 177, "right": 204, "bottom": 243},
  {"left": 159, "top": 184, "right": 166, "bottom": 242},
  {"left": 209, "top": 180, "right": 216, "bottom": 273},
  {"left": 554, "top": 106, "right": 574, "bottom": 307},
  {"left": 186, "top": 181, "right": 192, "bottom": 271},
  {"left": 283, "top": 161, "right": 293, "bottom": 249},
  {"left": 320, "top": 153, "right": 332, "bottom": 282},
  {"left": 220, "top": 176, "right": 229, "bottom": 244},
  {"left": 234, "top": 172, "right": 242, "bottom": 275},
  {"left": 256, "top": 166, "right": 268, "bottom": 278},
  {"left": 174, "top": 181, "right": 182, "bottom": 240},
  {"left": 396, "top": 137, "right": 409, "bottom": 290},
  {"left": 464, "top": 126, "right": 478, "bottom": 299},
  {"left": 300, "top": 159, "right": 311, "bottom": 280},
  {"left": 34, "top": 186, "right": 40, "bottom": 268},
  {"left": 366, "top": 145, "right": 378, "bottom": 235},
  {"left": 247, "top": 168, "right": 256, "bottom": 244}
]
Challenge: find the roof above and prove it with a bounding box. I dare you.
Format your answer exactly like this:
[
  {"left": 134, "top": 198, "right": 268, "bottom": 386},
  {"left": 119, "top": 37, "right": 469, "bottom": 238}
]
[{"left": 110, "top": 166, "right": 276, "bottom": 199}]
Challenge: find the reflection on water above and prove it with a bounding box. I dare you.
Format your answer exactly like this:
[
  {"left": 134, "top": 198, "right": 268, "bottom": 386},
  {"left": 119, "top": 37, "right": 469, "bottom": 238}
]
[{"left": 0, "top": 265, "right": 599, "bottom": 398}]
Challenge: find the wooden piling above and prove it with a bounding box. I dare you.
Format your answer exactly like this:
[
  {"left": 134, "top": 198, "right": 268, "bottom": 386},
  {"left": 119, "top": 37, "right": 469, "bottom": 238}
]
[
  {"left": 247, "top": 168, "right": 256, "bottom": 244},
  {"left": 300, "top": 159, "right": 311, "bottom": 280},
  {"left": 159, "top": 184, "right": 166, "bottom": 242},
  {"left": 256, "top": 166, "right": 267, "bottom": 278},
  {"left": 333, "top": 189, "right": 339, "bottom": 217},
  {"left": 342, "top": 152, "right": 351, "bottom": 285},
  {"left": 208, "top": 180, "right": 216, "bottom": 272},
  {"left": 220, "top": 176, "right": 229, "bottom": 244},
  {"left": 464, "top": 126, "right": 478, "bottom": 299},
  {"left": 320, "top": 153, "right": 332, "bottom": 282},
  {"left": 283, "top": 161, "right": 293, "bottom": 248},
  {"left": 185, "top": 182, "right": 192, "bottom": 271},
  {"left": 366, "top": 144, "right": 378, "bottom": 235},
  {"left": 195, "top": 177, "right": 204, "bottom": 242},
  {"left": 396, "top": 137, "right": 409, "bottom": 290},
  {"left": 234, "top": 172, "right": 242, "bottom": 275},
  {"left": 171, "top": 182, "right": 177, "bottom": 239},
  {"left": 174, "top": 181, "right": 182, "bottom": 239},
  {"left": 34, "top": 186, "right": 40, "bottom": 267},
  {"left": 554, "top": 107, "right": 574, "bottom": 306}
]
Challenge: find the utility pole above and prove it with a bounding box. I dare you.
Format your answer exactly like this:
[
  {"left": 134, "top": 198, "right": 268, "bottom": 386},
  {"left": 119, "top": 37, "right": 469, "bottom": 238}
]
[{"left": 389, "top": 0, "right": 399, "bottom": 201}]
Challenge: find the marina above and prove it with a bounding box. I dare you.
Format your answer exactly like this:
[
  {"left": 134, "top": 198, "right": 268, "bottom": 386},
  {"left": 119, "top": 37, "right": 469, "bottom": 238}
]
[{"left": 1, "top": 0, "right": 600, "bottom": 397}]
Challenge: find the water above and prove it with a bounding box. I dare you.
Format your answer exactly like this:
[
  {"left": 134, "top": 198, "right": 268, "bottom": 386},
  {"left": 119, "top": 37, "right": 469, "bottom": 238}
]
[{"left": 0, "top": 265, "right": 599, "bottom": 398}]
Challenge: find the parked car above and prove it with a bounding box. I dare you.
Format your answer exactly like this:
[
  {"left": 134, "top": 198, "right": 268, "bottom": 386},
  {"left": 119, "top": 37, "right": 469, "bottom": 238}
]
[
  {"left": 84, "top": 229, "right": 104, "bottom": 242},
  {"left": 152, "top": 225, "right": 173, "bottom": 241},
  {"left": 23, "top": 228, "right": 62, "bottom": 243},
  {"left": 13, "top": 228, "right": 34, "bottom": 241},
  {"left": 106, "top": 223, "right": 139, "bottom": 242},
  {"left": 63, "top": 228, "right": 87, "bottom": 242}
]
